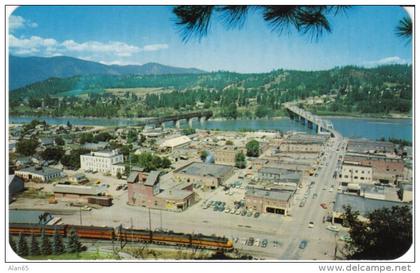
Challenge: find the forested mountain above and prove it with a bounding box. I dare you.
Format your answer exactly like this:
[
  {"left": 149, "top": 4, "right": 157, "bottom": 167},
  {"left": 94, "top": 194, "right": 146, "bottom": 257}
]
[
  {"left": 9, "top": 64, "right": 412, "bottom": 118},
  {"left": 9, "top": 55, "right": 205, "bottom": 90}
]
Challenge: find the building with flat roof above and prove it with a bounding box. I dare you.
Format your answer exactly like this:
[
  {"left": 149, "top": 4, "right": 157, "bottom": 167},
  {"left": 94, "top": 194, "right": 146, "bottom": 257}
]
[
  {"left": 9, "top": 210, "right": 53, "bottom": 225},
  {"left": 245, "top": 188, "right": 294, "bottom": 215},
  {"left": 258, "top": 167, "right": 302, "bottom": 184},
  {"left": 339, "top": 161, "right": 373, "bottom": 186},
  {"left": 173, "top": 162, "right": 234, "bottom": 190},
  {"left": 346, "top": 139, "right": 396, "bottom": 154},
  {"left": 344, "top": 153, "right": 404, "bottom": 184},
  {"left": 128, "top": 171, "right": 195, "bottom": 211},
  {"left": 332, "top": 193, "right": 409, "bottom": 224},
  {"left": 160, "top": 135, "right": 192, "bottom": 151},
  {"left": 15, "top": 166, "right": 63, "bottom": 183},
  {"left": 80, "top": 149, "right": 125, "bottom": 176},
  {"left": 52, "top": 184, "right": 112, "bottom": 206},
  {"left": 213, "top": 146, "right": 246, "bottom": 166}
]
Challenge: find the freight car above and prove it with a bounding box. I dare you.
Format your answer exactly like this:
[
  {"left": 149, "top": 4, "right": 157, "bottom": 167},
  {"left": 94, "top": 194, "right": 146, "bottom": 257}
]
[
  {"left": 67, "top": 225, "right": 115, "bottom": 240},
  {"left": 117, "top": 227, "right": 233, "bottom": 250}
]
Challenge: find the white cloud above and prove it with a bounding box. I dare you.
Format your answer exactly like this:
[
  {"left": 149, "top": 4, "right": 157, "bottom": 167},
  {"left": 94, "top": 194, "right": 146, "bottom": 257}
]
[
  {"left": 142, "top": 43, "right": 169, "bottom": 52},
  {"left": 9, "top": 34, "right": 169, "bottom": 61},
  {"left": 363, "top": 56, "right": 409, "bottom": 67},
  {"left": 9, "top": 15, "right": 38, "bottom": 32}
]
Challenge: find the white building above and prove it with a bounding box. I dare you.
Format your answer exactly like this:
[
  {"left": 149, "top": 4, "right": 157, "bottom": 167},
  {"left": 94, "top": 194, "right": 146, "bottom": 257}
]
[
  {"left": 339, "top": 161, "right": 373, "bottom": 186},
  {"left": 80, "top": 150, "right": 125, "bottom": 176},
  {"left": 159, "top": 135, "right": 191, "bottom": 151}
]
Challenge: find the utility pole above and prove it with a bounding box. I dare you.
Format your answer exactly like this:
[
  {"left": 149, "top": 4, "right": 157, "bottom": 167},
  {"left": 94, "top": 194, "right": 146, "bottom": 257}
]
[
  {"left": 79, "top": 207, "right": 83, "bottom": 225},
  {"left": 160, "top": 210, "right": 163, "bottom": 231}
]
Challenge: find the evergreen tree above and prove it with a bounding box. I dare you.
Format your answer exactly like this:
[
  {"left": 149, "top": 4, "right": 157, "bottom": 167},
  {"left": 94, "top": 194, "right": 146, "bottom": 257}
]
[
  {"left": 9, "top": 236, "right": 18, "bottom": 253},
  {"left": 29, "top": 233, "right": 40, "bottom": 256},
  {"left": 52, "top": 230, "right": 65, "bottom": 255},
  {"left": 66, "top": 228, "right": 82, "bottom": 253},
  {"left": 17, "top": 233, "right": 29, "bottom": 257},
  {"left": 40, "top": 232, "right": 52, "bottom": 255}
]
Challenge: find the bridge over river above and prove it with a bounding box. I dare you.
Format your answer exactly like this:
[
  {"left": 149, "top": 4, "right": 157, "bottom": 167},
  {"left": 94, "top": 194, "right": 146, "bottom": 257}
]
[
  {"left": 137, "top": 110, "right": 213, "bottom": 128},
  {"left": 284, "top": 103, "right": 341, "bottom": 138}
]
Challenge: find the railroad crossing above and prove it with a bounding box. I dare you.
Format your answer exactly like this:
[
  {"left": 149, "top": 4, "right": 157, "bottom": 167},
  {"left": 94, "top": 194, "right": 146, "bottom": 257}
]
[
  {"left": 284, "top": 103, "right": 339, "bottom": 137},
  {"left": 137, "top": 110, "right": 213, "bottom": 128}
]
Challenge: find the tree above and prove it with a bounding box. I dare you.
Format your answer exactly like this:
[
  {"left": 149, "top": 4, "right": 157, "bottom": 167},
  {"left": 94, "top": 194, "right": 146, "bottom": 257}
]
[
  {"left": 29, "top": 233, "right": 40, "bottom": 256},
  {"left": 67, "top": 228, "right": 82, "bottom": 253},
  {"left": 246, "top": 139, "right": 260, "bottom": 157},
  {"left": 173, "top": 6, "right": 348, "bottom": 42},
  {"left": 40, "top": 232, "right": 52, "bottom": 255},
  {"left": 395, "top": 16, "right": 412, "bottom": 41},
  {"left": 54, "top": 136, "right": 65, "bottom": 146},
  {"left": 235, "top": 151, "right": 246, "bottom": 169},
  {"left": 116, "top": 172, "right": 122, "bottom": 179},
  {"left": 10, "top": 236, "right": 18, "bottom": 253},
  {"left": 17, "top": 233, "right": 29, "bottom": 257},
  {"left": 16, "top": 138, "right": 39, "bottom": 156},
  {"left": 41, "top": 146, "right": 65, "bottom": 162},
  {"left": 52, "top": 230, "right": 65, "bottom": 255},
  {"left": 342, "top": 205, "right": 412, "bottom": 260},
  {"left": 200, "top": 150, "right": 209, "bottom": 162},
  {"left": 61, "top": 148, "right": 89, "bottom": 170}
]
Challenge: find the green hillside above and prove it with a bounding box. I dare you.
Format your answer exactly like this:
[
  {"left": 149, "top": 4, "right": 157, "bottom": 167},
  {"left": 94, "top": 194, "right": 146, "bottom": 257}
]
[{"left": 9, "top": 64, "right": 412, "bottom": 119}]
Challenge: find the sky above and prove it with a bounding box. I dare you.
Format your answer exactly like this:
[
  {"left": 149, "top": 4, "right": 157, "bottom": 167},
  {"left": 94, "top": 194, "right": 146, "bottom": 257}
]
[{"left": 9, "top": 6, "right": 412, "bottom": 73}]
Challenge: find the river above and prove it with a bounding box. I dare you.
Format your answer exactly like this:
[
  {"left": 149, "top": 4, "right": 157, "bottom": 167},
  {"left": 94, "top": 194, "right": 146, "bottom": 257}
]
[{"left": 9, "top": 116, "right": 413, "bottom": 142}]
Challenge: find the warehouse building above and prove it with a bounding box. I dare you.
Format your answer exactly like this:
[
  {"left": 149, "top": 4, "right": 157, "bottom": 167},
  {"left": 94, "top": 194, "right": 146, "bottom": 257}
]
[
  {"left": 245, "top": 188, "right": 293, "bottom": 215},
  {"left": 278, "top": 133, "right": 328, "bottom": 153},
  {"left": 15, "top": 166, "right": 63, "bottom": 183},
  {"left": 346, "top": 139, "right": 396, "bottom": 155},
  {"left": 53, "top": 184, "right": 112, "bottom": 206},
  {"left": 332, "top": 193, "right": 409, "bottom": 224},
  {"left": 159, "top": 135, "right": 192, "bottom": 151},
  {"left": 173, "top": 162, "right": 234, "bottom": 190},
  {"left": 127, "top": 171, "right": 195, "bottom": 211}
]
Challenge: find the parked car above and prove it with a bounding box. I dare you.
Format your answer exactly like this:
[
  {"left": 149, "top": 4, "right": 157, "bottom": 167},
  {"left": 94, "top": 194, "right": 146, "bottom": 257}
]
[
  {"left": 299, "top": 240, "right": 308, "bottom": 249},
  {"left": 247, "top": 237, "right": 254, "bottom": 246},
  {"left": 261, "top": 239, "right": 268, "bottom": 248},
  {"left": 327, "top": 225, "right": 340, "bottom": 232},
  {"left": 308, "top": 221, "right": 315, "bottom": 228},
  {"left": 254, "top": 212, "right": 260, "bottom": 218},
  {"left": 247, "top": 211, "right": 253, "bottom": 217},
  {"left": 320, "top": 203, "right": 328, "bottom": 209},
  {"left": 241, "top": 210, "right": 247, "bottom": 216}
]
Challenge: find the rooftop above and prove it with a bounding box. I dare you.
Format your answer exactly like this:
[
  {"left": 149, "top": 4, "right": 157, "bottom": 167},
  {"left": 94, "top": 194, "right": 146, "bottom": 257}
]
[
  {"left": 174, "top": 162, "right": 233, "bottom": 178},
  {"left": 83, "top": 150, "right": 121, "bottom": 158},
  {"left": 145, "top": 171, "right": 161, "bottom": 186},
  {"left": 9, "top": 210, "right": 53, "bottom": 224},
  {"left": 246, "top": 188, "right": 293, "bottom": 202},
  {"left": 53, "top": 184, "right": 106, "bottom": 195},
  {"left": 157, "top": 189, "right": 193, "bottom": 200},
  {"left": 160, "top": 136, "right": 191, "bottom": 148},
  {"left": 16, "top": 166, "right": 62, "bottom": 176},
  {"left": 333, "top": 193, "right": 409, "bottom": 217}
]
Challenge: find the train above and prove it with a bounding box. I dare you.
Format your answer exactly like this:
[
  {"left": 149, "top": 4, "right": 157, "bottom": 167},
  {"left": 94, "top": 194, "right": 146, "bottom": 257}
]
[{"left": 9, "top": 223, "right": 233, "bottom": 251}]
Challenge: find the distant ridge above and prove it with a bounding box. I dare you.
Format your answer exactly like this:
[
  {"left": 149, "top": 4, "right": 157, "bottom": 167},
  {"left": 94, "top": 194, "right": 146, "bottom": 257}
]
[{"left": 9, "top": 55, "right": 205, "bottom": 90}]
